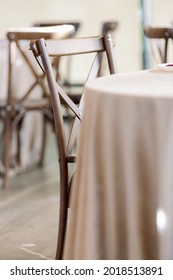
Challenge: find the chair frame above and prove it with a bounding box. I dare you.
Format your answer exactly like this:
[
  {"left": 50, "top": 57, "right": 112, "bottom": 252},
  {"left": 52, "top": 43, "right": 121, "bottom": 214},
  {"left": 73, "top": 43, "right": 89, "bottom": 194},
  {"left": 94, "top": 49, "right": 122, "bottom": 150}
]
[{"left": 30, "top": 33, "right": 117, "bottom": 259}]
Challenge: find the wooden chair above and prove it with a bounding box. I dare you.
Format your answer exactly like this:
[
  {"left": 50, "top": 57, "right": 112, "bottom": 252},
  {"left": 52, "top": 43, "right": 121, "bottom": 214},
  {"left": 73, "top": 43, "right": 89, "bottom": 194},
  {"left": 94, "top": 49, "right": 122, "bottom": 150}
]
[
  {"left": 1, "top": 25, "right": 75, "bottom": 189},
  {"left": 144, "top": 26, "right": 173, "bottom": 63},
  {"left": 30, "top": 33, "right": 117, "bottom": 259}
]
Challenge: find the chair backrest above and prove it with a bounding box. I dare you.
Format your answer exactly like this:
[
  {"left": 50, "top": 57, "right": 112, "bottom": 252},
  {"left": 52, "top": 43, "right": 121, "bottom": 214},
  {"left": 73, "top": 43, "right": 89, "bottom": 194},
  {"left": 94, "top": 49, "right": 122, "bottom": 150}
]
[
  {"left": 144, "top": 26, "right": 173, "bottom": 63},
  {"left": 30, "top": 34, "right": 117, "bottom": 162},
  {"left": 6, "top": 25, "right": 75, "bottom": 105}
]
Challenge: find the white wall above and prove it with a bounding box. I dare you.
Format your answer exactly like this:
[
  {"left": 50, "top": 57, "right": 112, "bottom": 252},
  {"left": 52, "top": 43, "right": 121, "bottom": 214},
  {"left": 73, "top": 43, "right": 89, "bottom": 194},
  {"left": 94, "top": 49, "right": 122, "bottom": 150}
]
[
  {"left": 152, "top": 0, "right": 173, "bottom": 26},
  {"left": 0, "top": 0, "right": 173, "bottom": 72}
]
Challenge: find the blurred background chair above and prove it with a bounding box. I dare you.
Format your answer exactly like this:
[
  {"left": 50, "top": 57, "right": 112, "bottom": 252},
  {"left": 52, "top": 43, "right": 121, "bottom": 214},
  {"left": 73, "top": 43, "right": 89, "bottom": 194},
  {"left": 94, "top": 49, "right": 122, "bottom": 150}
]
[
  {"left": 144, "top": 26, "right": 173, "bottom": 64},
  {"left": 30, "top": 32, "right": 117, "bottom": 259},
  {"left": 1, "top": 25, "right": 75, "bottom": 189}
]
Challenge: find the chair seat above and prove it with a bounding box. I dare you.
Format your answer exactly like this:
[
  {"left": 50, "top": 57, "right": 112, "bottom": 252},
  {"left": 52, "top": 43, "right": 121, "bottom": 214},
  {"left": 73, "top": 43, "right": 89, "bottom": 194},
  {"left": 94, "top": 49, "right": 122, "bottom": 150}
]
[
  {"left": 0, "top": 99, "right": 51, "bottom": 112},
  {"left": 22, "top": 98, "right": 51, "bottom": 110}
]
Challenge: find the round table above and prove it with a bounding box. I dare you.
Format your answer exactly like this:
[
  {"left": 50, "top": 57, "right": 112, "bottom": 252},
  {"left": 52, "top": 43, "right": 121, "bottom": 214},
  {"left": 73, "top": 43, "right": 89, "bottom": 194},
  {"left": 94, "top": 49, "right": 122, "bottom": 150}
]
[{"left": 63, "top": 67, "right": 173, "bottom": 260}]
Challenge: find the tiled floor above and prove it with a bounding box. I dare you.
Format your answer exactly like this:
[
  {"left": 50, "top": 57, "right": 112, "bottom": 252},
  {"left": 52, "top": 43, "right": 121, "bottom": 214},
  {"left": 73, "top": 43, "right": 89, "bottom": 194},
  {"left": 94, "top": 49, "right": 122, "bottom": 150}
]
[{"left": 0, "top": 129, "right": 60, "bottom": 260}]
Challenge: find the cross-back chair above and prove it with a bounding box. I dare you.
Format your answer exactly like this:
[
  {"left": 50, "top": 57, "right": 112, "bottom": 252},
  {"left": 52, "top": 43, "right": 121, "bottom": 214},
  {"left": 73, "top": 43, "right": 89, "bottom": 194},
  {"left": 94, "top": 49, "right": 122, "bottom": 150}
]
[
  {"left": 144, "top": 26, "right": 173, "bottom": 64},
  {"left": 30, "top": 33, "right": 117, "bottom": 259},
  {"left": 1, "top": 25, "right": 75, "bottom": 189}
]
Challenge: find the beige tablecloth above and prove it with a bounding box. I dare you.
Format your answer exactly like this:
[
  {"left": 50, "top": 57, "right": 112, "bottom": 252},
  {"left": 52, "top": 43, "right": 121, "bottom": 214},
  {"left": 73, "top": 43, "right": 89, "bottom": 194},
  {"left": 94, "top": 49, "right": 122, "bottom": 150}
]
[{"left": 63, "top": 68, "right": 173, "bottom": 259}]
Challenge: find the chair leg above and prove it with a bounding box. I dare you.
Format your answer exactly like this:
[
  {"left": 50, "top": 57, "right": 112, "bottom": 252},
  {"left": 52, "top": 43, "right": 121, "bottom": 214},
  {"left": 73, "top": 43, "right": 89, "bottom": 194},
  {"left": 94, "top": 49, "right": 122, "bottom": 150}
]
[
  {"left": 2, "top": 113, "right": 12, "bottom": 189},
  {"left": 38, "top": 115, "right": 47, "bottom": 166},
  {"left": 55, "top": 168, "right": 68, "bottom": 260},
  {"left": 55, "top": 202, "right": 68, "bottom": 260},
  {"left": 16, "top": 118, "right": 24, "bottom": 167}
]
